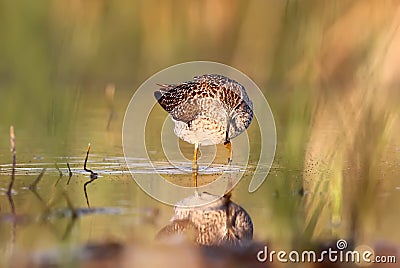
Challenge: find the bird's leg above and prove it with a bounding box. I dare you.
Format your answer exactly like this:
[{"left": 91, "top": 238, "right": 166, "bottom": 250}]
[
  {"left": 192, "top": 142, "right": 199, "bottom": 188},
  {"left": 224, "top": 120, "right": 232, "bottom": 165},
  {"left": 224, "top": 140, "right": 232, "bottom": 165}
]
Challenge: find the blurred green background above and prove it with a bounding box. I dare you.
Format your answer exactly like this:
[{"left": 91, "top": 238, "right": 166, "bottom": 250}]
[{"left": 1, "top": 0, "right": 400, "bottom": 266}]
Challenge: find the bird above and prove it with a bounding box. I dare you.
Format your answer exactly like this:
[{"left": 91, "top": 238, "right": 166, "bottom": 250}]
[
  {"left": 154, "top": 74, "right": 253, "bottom": 187},
  {"left": 156, "top": 191, "right": 253, "bottom": 247}
]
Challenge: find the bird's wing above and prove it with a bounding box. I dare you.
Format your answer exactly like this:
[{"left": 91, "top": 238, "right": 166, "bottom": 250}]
[
  {"left": 154, "top": 83, "right": 201, "bottom": 124},
  {"left": 170, "top": 98, "right": 201, "bottom": 124}
]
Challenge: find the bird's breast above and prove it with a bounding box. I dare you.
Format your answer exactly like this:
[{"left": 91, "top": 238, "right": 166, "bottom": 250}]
[{"left": 174, "top": 117, "right": 227, "bottom": 146}]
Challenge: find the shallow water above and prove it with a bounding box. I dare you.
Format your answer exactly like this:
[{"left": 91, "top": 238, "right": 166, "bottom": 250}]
[
  {"left": 1, "top": 88, "right": 400, "bottom": 267},
  {"left": 0, "top": 88, "right": 274, "bottom": 266},
  {"left": 2, "top": 1, "right": 400, "bottom": 266}
]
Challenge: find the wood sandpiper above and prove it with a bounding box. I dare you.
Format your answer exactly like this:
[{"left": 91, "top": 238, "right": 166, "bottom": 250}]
[{"left": 154, "top": 74, "right": 253, "bottom": 187}]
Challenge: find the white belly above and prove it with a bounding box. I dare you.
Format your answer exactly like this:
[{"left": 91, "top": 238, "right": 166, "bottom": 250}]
[{"left": 174, "top": 117, "right": 226, "bottom": 146}]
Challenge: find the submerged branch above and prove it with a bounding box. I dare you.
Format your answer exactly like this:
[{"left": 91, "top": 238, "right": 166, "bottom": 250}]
[
  {"left": 7, "top": 126, "right": 16, "bottom": 196},
  {"left": 29, "top": 168, "right": 47, "bottom": 191},
  {"left": 83, "top": 143, "right": 98, "bottom": 208},
  {"left": 54, "top": 163, "right": 63, "bottom": 186},
  {"left": 66, "top": 162, "right": 73, "bottom": 185}
]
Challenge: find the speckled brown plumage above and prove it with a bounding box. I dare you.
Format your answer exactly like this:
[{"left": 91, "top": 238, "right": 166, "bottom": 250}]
[
  {"left": 154, "top": 75, "right": 254, "bottom": 243},
  {"left": 156, "top": 192, "right": 253, "bottom": 247},
  {"left": 154, "top": 74, "right": 253, "bottom": 146}
]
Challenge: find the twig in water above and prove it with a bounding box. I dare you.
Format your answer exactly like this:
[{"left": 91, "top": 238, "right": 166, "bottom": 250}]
[
  {"left": 29, "top": 168, "right": 47, "bottom": 191},
  {"left": 31, "top": 188, "right": 45, "bottom": 203},
  {"left": 7, "top": 194, "right": 16, "bottom": 245},
  {"left": 54, "top": 163, "right": 63, "bottom": 186},
  {"left": 66, "top": 162, "right": 73, "bottom": 185},
  {"left": 83, "top": 143, "right": 98, "bottom": 208},
  {"left": 84, "top": 143, "right": 98, "bottom": 179},
  {"left": 62, "top": 216, "right": 77, "bottom": 241},
  {"left": 84, "top": 179, "right": 95, "bottom": 208},
  {"left": 7, "top": 126, "right": 16, "bottom": 196},
  {"left": 8, "top": 194, "right": 15, "bottom": 217},
  {"left": 4, "top": 128, "right": 21, "bottom": 248}
]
